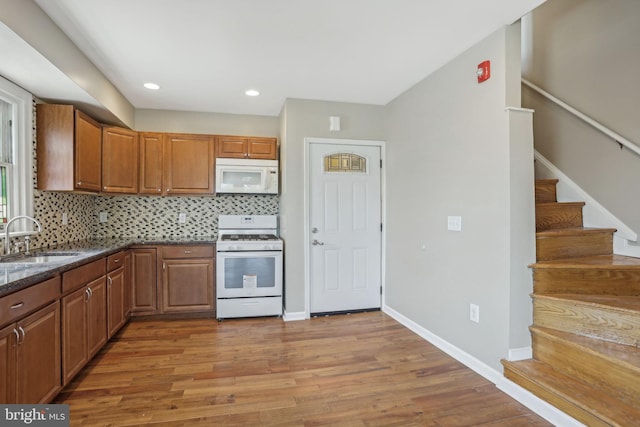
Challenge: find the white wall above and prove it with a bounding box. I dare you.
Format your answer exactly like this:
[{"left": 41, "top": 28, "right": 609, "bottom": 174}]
[
  {"left": 279, "top": 99, "right": 386, "bottom": 314},
  {"left": 384, "top": 25, "right": 533, "bottom": 371}
]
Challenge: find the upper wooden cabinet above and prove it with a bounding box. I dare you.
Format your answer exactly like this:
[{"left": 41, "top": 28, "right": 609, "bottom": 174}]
[
  {"left": 37, "top": 104, "right": 102, "bottom": 192},
  {"left": 217, "top": 136, "right": 277, "bottom": 160},
  {"left": 102, "top": 126, "right": 138, "bottom": 194},
  {"left": 139, "top": 132, "right": 164, "bottom": 195},
  {"left": 164, "top": 133, "right": 215, "bottom": 195}
]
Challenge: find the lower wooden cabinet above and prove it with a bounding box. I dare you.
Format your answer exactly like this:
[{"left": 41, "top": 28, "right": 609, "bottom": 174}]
[
  {"left": 161, "top": 245, "right": 214, "bottom": 313},
  {"left": 0, "top": 276, "right": 61, "bottom": 404},
  {"left": 131, "top": 247, "right": 158, "bottom": 315},
  {"left": 0, "top": 301, "right": 61, "bottom": 404},
  {"left": 61, "top": 259, "right": 107, "bottom": 386},
  {"left": 107, "top": 251, "right": 130, "bottom": 338}
]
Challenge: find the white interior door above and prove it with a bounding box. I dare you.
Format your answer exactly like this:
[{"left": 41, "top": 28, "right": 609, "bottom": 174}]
[{"left": 309, "top": 142, "right": 381, "bottom": 314}]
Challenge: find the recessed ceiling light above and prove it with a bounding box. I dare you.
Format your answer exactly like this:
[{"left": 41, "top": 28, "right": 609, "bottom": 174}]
[
  {"left": 245, "top": 89, "right": 260, "bottom": 97},
  {"left": 144, "top": 82, "right": 160, "bottom": 90}
]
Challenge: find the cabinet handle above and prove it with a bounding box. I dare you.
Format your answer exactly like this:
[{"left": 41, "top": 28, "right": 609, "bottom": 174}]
[
  {"left": 18, "top": 326, "right": 25, "bottom": 344},
  {"left": 88, "top": 287, "right": 93, "bottom": 298},
  {"left": 85, "top": 288, "right": 90, "bottom": 301},
  {"left": 162, "top": 262, "right": 166, "bottom": 270},
  {"left": 77, "top": 181, "right": 82, "bottom": 185},
  {"left": 114, "top": 259, "right": 120, "bottom": 263},
  {"left": 108, "top": 276, "right": 113, "bottom": 286},
  {"left": 184, "top": 250, "right": 192, "bottom": 254},
  {"left": 12, "top": 328, "right": 19, "bottom": 346},
  {"left": 166, "top": 188, "right": 170, "bottom": 192},
  {"left": 10, "top": 302, "right": 24, "bottom": 310}
]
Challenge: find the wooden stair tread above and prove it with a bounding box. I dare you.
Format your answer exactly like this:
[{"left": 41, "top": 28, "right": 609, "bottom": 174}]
[
  {"left": 531, "top": 326, "right": 640, "bottom": 368},
  {"left": 535, "top": 293, "right": 640, "bottom": 313},
  {"left": 532, "top": 254, "right": 640, "bottom": 269},
  {"left": 535, "top": 201, "right": 585, "bottom": 207},
  {"left": 536, "top": 227, "right": 616, "bottom": 238},
  {"left": 502, "top": 359, "right": 640, "bottom": 426}
]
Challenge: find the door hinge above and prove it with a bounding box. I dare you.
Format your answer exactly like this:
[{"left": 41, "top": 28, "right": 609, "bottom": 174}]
[
  {"left": 380, "top": 223, "right": 383, "bottom": 232},
  {"left": 380, "top": 159, "right": 382, "bottom": 168},
  {"left": 380, "top": 286, "right": 383, "bottom": 295}
]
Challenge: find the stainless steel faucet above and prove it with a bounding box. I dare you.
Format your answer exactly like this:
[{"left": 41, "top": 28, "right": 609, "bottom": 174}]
[{"left": 4, "top": 215, "right": 42, "bottom": 256}]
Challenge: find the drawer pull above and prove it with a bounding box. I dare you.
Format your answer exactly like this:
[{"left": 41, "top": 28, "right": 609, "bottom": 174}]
[
  {"left": 184, "top": 250, "right": 193, "bottom": 254},
  {"left": 10, "top": 302, "right": 25, "bottom": 310},
  {"left": 114, "top": 259, "right": 121, "bottom": 263}
]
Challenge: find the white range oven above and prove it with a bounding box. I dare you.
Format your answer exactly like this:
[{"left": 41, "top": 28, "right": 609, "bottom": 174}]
[{"left": 216, "top": 215, "right": 283, "bottom": 320}]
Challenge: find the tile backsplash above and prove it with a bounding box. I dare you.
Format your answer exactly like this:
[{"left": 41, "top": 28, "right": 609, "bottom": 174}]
[{"left": 25, "top": 97, "right": 278, "bottom": 250}]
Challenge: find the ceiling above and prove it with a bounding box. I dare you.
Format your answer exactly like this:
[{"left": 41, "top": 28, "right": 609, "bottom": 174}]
[{"left": 16, "top": 0, "right": 545, "bottom": 118}]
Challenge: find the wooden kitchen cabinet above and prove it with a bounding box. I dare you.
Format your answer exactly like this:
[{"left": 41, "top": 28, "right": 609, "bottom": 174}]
[
  {"left": 164, "top": 133, "right": 215, "bottom": 195},
  {"left": 139, "top": 132, "right": 164, "bottom": 194},
  {"left": 107, "top": 251, "right": 130, "bottom": 338},
  {"left": 0, "top": 276, "right": 62, "bottom": 404},
  {"left": 61, "top": 259, "right": 107, "bottom": 385},
  {"left": 131, "top": 247, "right": 158, "bottom": 315},
  {"left": 160, "top": 245, "right": 215, "bottom": 314},
  {"left": 37, "top": 104, "right": 102, "bottom": 192},
  {"left": 217, "top": 136, "right": 278, "bottom": 159},
  {"left": 102, "top": 126, "right": 139, "bottom": 194}
]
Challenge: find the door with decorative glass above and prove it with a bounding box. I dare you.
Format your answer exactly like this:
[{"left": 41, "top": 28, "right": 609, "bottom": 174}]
[{"left": 309, "top": 142, "right": 382, "bottom": 314}]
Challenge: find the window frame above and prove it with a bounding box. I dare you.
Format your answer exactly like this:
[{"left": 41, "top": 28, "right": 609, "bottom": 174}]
[{"left": 0, "top": 76, "right": 34, "bottom": 237}]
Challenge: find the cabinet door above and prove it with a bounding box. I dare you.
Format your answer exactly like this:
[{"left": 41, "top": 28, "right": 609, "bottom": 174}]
[
  {"left": 247, "top": 137, "right": 278, "bottom": 159},
  {"left": 74, "top": 110, "right": 102, "bottom": 192},
  {"left": 87, "top": 277, "right": 107, "bottom": 358},
  {"left": 0, "top": 323, "right": 16, "bottom": 404},
  {"left": 216, "top": 136, "right": 247, "bottom": 158},
  {"left": 62, "top": 287, "right": 88, "bottom": 385},
  {"left": 16, "top": 301, "right": 61, "bottom": 404},
  {"left": 131, "top": 248, "right": 158, "bottom": 314},
  {"left": 164, "top": 133, "right": 214, "bottom": 194},
  {"left": 102, "top": 127, "right": 138, "bottom": 194},
  {"left": 162, "top": 258, "right": 214, "bottom": 313},
  {"left": 139, "top": 132, "right": 164, "bottom": 194},
  {"left": 123, "top": 251, "right": 132, "bottom": 317},
  {"left": 107, "top": 266, "right": 126, "bottom": 338}
]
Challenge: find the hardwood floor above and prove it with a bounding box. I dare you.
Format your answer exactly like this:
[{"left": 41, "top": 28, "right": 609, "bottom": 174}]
[{"left": 56, "top": 312, "right": 551, "bottom": 426}]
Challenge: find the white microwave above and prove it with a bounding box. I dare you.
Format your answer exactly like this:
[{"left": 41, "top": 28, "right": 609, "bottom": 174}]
[{"left": 215, "top": 158, "right": 279, "bottom": 194}]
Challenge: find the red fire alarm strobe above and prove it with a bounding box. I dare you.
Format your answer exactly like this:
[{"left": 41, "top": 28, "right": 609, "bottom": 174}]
[{"left": 477, "top": 60, "right": 490, "bottom": 83}]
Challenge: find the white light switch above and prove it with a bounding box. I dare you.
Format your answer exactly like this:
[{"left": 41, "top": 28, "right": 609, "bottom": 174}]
[{"left": 447, "top": 215, "right": 462, "bottom": 231}]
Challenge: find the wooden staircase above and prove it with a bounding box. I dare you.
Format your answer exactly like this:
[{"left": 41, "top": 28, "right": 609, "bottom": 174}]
[{"left": 502, "top": 179, "right": 640, "bottom": 427}]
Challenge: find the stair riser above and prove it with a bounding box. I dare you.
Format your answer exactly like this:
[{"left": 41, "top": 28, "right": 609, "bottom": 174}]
[
  {"left": 533, "top": 268, "right": 640, "bottom": 295},
  {"left": 502, "top": 364, "right": 610, "bottom": 427},
  {"left": 535, "top": 182, "right": 558, "bottom": 203},
  {"left": 532, "top": 330, "right": 640, "bottom": 410},
  {"left": 533, "top": 297, "right": 640, "bottom": 346},
  {"left": 536, "top": 205, "right": 583, "bottom": 231},
  {"left": 536, "top": 233, "right": 613, "bottom": 261}
]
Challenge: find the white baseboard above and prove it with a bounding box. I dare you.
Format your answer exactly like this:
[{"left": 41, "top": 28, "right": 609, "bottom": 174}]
[
  {"left": 283, "top": 311, "right": 306, "bottom": 321},
  {"left": 508, "top": 346, "right": 532, "bottom": 361},
  {"left": 534, "top": 151, "right": 637, "bottom": 242},
  {"left": 382, "top": 304, "right": 585, "bottom": 427}
]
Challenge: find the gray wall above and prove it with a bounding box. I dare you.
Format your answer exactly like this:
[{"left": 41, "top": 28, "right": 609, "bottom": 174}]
[
  {"left": 384, "top": 25, "right": 533, "bottom": 371},
  {"left": 279, "top": 99, "right": 386, "bottom": 313},
  {"left": 522, "top": 0, "right": 640, "bottom": 235}
]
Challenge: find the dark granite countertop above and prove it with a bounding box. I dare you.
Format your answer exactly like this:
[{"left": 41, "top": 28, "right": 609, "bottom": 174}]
[{"left": 0, "top": 236, "right": 216, "bottom": 297}]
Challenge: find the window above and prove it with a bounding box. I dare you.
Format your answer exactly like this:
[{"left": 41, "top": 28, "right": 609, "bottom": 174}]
[{"left": 0, "top": 76, "right": 34, "bottom": 234}]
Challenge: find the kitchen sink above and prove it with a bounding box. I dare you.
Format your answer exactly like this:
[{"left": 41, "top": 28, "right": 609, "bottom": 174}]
[{"left": 1, "top": 252, "right": 82, "bottom": 264}]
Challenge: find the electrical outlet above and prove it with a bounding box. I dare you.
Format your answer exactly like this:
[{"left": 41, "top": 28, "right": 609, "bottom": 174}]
[
  {"left": 469, "top": 303, "right": 480, "bottom": 323},
  {"left": 447, "top": 215, "right": 462, "bottom": 231},
  {"left": 62, "top": 212, "right": 68, "bottom": 225},
  {"left": 99, "top": 212, "right": 108, "bottom": 223},
  {"left": 178, "top": 213, "right": 187, "bottom": 224}
]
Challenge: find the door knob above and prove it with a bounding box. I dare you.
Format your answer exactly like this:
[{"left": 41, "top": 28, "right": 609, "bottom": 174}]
[{"left": 312, "top": 239, "right": 324, "bottom": 246}]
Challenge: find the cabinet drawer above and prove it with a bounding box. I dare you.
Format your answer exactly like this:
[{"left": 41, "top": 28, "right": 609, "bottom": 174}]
[
  {"left": 107, "top": 251, "right": 126, "bottom": 272},
  {"left": 62, "top": 259, "right": 106, "bottom": 293},
  {"left": 0, "top": 276, "right": 61, "bottom": 326},
  {"left": 162, "top": 245, "right": 214, "bottom": 259}
]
